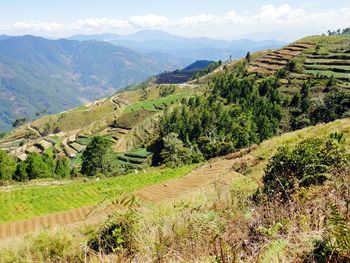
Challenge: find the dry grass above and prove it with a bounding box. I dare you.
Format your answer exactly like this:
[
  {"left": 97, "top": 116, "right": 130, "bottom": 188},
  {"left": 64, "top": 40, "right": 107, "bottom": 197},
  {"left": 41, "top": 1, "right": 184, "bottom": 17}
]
[{"left": 1, "top": 123, "right": 350, "bottom": 261}]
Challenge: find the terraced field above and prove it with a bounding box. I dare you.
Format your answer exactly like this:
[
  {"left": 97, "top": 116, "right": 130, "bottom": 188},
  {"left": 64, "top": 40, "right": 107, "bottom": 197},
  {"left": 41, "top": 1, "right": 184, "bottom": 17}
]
[
  {"left": 0, "top": 165, "right": 197, "bottom": 225},
  {"left": 0, "top": 154, "right": 244, "bottom": 240},
  {"left": 0, "top": 82, "right": 200, "bottom": 162},
  {"left": 248, "top": 43, "right": 314, "bottom": 76},
  {"left": 123, "top": 91, "right": 194, "bottom": 113},
  {"left": 2, "top": 117, "right": 349, "bottom": 241},
  {"left": 304, "top": 51, "right": 350, "bottom": 80}
]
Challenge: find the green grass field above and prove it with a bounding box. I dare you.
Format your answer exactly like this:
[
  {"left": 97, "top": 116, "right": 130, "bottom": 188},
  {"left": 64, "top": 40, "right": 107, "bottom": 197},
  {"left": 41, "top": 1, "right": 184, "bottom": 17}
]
[
  {"left": 305, "top": 69, "right": 350, "bottom": 79},
  {"left": 124, "top": 92, "right": 193, "bottom": 113},
  {"left": 305, "top": 64, "right": 350, "bottom": 70},
  {"left": 0, "top": 164, "right": 198, "bottom": 224}
]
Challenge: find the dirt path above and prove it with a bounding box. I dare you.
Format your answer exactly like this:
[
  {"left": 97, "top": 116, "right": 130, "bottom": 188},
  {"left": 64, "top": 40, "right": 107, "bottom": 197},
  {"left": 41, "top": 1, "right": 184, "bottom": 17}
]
[{"left": 0, "top": 149, "right": 252, "bottom": 241}]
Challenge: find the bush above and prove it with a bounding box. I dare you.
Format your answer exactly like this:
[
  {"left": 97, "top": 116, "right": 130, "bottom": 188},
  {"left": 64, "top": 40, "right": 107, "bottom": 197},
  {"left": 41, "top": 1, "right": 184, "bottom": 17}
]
[
  {"left": 0, "top": 231, "right": 83, "bottom": 263},
  {"left": 260, "top": 134, "right": 349, "bottom": 201},
  {"left": 88, "top": 209, "right": 140, "bottom": 255},
  {"left": 160, "top": 133, "right": 203, "bottom": 167}
]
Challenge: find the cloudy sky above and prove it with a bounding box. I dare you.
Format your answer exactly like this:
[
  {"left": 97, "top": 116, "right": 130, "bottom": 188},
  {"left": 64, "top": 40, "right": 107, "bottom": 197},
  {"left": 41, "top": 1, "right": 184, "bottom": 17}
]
[{"left": 1, "top": 0, "right": 350, "bottom": 41}]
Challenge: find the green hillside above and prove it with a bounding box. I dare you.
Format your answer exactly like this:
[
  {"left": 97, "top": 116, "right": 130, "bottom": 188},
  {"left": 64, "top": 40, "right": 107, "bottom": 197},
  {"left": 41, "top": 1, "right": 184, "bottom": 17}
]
[
  {"left": 1, "top": 34, "right": 350, "bottom": 172},
  {"left": 1, "top": 117, "right": 349, "bottom": 262}
]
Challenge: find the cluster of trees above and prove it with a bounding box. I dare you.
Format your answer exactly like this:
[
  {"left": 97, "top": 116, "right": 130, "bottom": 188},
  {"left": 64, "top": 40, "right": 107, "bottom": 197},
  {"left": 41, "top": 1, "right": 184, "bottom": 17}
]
[
  {"left": 12, "top": 117, "right": 27, "bottom": 128},
  {"left": 327, "top": 28, "right": 350, "bottom": 36},
  {"left": 0, "top": 136, "right": 123, "bottom": 183},
  {"left": 287, "top": 79, "right": 350, "bottom": 130},
  {"left": 81, "top": 136, "right": 114, "bottom": 177},
  {"left": 159, "top": 85, "right": 176, "bottom": 97},
  {"left": 193, "top": 61, "right": 222, "bottom": 80},
  {"left": 153, "top": 74, "right": 283, "bottom": 166},
  {"left": 310, "top": 90, "right": 350, "bottom": 124},
  {"left": 0, "top": 150, "right": 73, "bottom": 182}
]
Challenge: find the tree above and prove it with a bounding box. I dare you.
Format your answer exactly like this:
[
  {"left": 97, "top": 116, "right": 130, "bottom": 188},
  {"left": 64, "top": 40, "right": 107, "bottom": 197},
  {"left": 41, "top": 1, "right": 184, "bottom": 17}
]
[
  {"left": 42, "top": 151, "right": 56, "bottom": 174},
  {"left": 81, "top": 136, "right": 113, "bottom": 176},
  {"left": 55, "top": 158, "right": 71, "bottom": 179},
  {"left": 25, "top": 153, "right": 52, "bottom": 180},
  {"left": 12, "top": 117, "right": 27, "bottom": 128},
  {"left": 290, "top": 93, "right": 301, "bottom": 107},
  {"left": 286, "top": 60, "right": 300, "bottom": 73},
  {"left": 0, "top": 150, "right": 16, "bottom": 180},
  {"left": 245, "top": 52, "right": 251, "bottom": 63},
  {"left": 13, "top": 162, "right": 28, "bottom": 182},
  {"left": 300, "top": 82, "right": 311, "bottom": 113}
]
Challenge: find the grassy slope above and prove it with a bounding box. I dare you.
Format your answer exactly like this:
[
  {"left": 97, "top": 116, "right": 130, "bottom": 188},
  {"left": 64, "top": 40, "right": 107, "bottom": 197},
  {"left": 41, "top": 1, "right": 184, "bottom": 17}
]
[
  {"left": 0, "top": 165, "right": 197, "bottom": 224},
  {"left": 129, "top": 118, "right": 350, "bottom": 262},
  {"left": 0, "top": 120, "right": 348, "bottom": 262}
]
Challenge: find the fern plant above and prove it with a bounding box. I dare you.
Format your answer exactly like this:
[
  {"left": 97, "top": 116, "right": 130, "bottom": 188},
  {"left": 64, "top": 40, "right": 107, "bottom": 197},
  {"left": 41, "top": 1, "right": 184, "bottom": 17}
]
[
  {"left": 326, "top": 204, "right": 350, "bottom": 254},
  {"left": 313, "top": 204, "right": 350, "bottom": 261}
]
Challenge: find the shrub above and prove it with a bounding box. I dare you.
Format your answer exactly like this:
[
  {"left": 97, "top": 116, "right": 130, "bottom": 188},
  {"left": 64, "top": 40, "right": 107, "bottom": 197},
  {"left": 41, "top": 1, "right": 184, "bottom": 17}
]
[
  {"left": 0, "top": 231, "right": 83, "bottom": 263},
  {"left": 88, "top": 209, "right": 140, "bottom": 255},
  {"left": 260, "top": 134, "right": 349, "bottom": 201},
  {"left": 312, "top": 204, "right": 350, "bottom": 262}
]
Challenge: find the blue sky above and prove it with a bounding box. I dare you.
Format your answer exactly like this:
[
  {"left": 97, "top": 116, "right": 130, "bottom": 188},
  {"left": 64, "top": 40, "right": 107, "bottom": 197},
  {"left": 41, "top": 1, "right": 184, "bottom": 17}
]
[{"left": 1, "top": 0, "right": 350, "bottom": 41}]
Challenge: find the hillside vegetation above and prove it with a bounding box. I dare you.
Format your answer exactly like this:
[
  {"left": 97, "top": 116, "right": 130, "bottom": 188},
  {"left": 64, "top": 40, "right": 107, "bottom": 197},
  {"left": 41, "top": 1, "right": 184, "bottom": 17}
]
[
  {"left": 1, "top": 34, "right": 350, "bottom": 180},
  {"left": 0, "top": 35, "right": 350, "bottom": 262},
  {"left": 0, "top": 118, "right": 349, "bottom": 262}
]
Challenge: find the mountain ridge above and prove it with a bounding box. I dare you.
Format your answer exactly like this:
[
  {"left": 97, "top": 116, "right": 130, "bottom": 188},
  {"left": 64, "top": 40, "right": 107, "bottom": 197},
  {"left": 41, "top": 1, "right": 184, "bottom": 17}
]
[{"left": 0, "top": 35, "right": 186, "bottom": 131}]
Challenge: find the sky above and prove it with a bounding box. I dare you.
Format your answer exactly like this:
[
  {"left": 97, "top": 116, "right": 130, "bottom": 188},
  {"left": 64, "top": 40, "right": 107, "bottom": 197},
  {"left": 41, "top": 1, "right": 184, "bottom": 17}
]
[{"left": 1, "top": 0, "right": 350, "bottom": 41}]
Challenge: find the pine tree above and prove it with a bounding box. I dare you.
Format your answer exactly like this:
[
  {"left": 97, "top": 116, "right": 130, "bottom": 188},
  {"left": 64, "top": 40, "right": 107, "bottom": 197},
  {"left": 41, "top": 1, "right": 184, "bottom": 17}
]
[
  {"left": 81, "top": 136, "right": 113, "bottom": 176},
  {"left": 0, "top": 150, "right": 16, "bottom": 180}
]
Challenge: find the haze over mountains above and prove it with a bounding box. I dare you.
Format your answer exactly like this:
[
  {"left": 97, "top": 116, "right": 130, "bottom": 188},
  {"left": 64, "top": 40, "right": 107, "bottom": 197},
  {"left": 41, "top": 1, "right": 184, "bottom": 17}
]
[
  {"left": 68, "top": 30, "right": 285, "bottom": 61},
  {"left": 0, "top": 30, "right": 284, "bottom": 131}
]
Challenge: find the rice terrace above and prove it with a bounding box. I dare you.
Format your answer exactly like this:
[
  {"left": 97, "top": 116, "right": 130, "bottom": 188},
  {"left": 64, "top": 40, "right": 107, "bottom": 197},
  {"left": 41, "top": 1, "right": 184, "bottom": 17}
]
[{"left": 0, "top": 1, "right": 350, "bottom": 262}]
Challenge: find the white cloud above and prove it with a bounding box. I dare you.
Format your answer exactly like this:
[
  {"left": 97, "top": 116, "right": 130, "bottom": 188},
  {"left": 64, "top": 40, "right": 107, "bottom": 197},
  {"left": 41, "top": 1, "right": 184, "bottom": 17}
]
[
  {"left": 177, "top": 14, "right": 219, "bottom": 27},
  {"left": 72, "top": 18, "right": 129, "bottom": 30},
  {"left": 129, "top": 14, "right": 171, "bottom": 28},
  {"left": 12, "top": 21, "right": 65, "bottom": 31},
  {"left": 2, "top": 4, "right": 350, "bottom": 40}
]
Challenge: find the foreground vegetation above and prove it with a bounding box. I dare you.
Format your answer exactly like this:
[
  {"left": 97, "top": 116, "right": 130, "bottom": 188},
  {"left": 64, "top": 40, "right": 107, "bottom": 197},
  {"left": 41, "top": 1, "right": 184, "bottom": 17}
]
[{"left": 0, "top": 165, "right": 196, "bottom": 224}]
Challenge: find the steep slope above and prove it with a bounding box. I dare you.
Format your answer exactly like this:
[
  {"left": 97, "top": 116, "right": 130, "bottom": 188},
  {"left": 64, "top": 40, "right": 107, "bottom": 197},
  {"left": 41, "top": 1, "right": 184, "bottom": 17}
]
[
  {"left": 0, "top": 36, "right": 180, "bottom": 131},
  {"left": 0, "top": 117, "right": 348, "bottom": 251},
  {"left": 1, "top": 34, "right": 350, "bottom": 165}
]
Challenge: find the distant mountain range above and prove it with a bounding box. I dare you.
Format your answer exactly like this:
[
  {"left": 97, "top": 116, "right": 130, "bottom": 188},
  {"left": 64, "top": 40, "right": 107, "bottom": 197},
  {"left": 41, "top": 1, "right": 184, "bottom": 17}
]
[
  {"left": 0, "top": 31, "right": 285, "bottom": 131},
  {"left": 68, "top": 30, "right": 286, "bottom": 61},
  {"left": 0, "top": 35, "right": 185, "bottom": 131}
]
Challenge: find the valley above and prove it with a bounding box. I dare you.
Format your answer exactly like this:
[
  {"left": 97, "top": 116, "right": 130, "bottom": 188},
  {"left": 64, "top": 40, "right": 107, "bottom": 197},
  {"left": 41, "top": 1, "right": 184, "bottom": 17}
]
[{"left": 0, "top": 29, "right": 350, "bottom": 262}]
